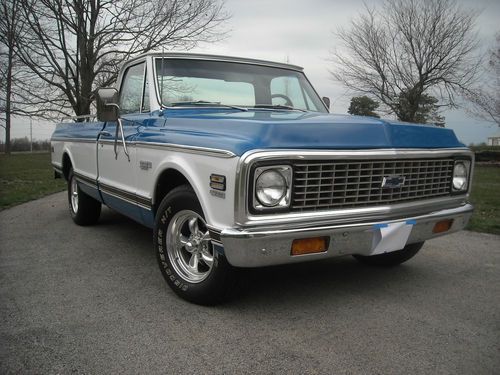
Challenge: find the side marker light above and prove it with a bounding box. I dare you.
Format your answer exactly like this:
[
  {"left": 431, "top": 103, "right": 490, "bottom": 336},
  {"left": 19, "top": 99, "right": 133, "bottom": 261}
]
[
  {"left": 291, "top": 237, "right": 328, "bottom": 256},
  {"left": 433, "top": 219, "right": 453, "bottom": 234}
]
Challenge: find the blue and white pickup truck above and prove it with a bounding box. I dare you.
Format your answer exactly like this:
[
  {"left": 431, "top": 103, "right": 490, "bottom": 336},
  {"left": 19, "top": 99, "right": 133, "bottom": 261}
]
[{"left": 51, "top": 53, "right": 474, "bottom": 304}]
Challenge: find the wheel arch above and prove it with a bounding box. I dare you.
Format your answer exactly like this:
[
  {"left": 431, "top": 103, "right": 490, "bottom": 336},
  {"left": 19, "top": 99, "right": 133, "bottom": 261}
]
[
  {"left": 152, "top": 167, "right": 206, "bottom": 218},
  {"left": 62, "top": 151, "right": 73, "bottom": 181}
]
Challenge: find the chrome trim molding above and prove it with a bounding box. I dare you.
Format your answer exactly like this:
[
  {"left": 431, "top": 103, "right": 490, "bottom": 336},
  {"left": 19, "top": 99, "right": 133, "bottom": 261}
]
[
  {"left": 97, "top": 139, "right": 235, "bottom": 158},
  {"left": 133, "top": 141, "right": 236, "bottom": 158},
  {"left": 101, "top": 189, "right": 151, "bottom": 211},
  {"left": 207, "top": 225, "right": 222, "bottom": 243},
  {"left": 239, "top": 148, "right": 474, "bottom": 164},
  {"left": 74, "top": 171, "right": 97, "bottom": 188},
  {"left": 234, "top": 148, "right": 474, "bottom": 227},
  {"left": 77, "top": 138, "right": 235, "bottom": 158},
  {"left": 51, "top": 137, "right": 97, "bottom": 144},
  {"left": 99, "top": 182, "right": 152, "bottom": 210},
  {"left": 97, "top": 139, "right": 137, "bottom": 148},
  {"left": 242, "top": 196, "right": 469, "bottom": 230},
  {"left": 72, "top": 171, "right": 153, "bottom": 210}
]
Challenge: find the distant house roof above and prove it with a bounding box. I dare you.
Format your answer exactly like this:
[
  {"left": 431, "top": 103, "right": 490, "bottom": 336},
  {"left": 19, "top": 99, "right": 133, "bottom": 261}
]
[{"left": 488, "top": 133, "right": 500, "bottom": 139}]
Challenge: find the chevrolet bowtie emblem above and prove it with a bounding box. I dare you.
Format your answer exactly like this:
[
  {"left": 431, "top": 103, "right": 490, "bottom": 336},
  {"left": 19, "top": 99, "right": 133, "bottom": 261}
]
[{"left": 381, "top": 175, "right": 406, "bottom": 188}]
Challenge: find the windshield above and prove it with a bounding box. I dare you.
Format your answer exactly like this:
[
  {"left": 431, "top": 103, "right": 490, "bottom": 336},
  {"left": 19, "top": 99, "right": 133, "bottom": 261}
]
[{"left": 155, "top": 58, "right": 327, "bottom": 112}]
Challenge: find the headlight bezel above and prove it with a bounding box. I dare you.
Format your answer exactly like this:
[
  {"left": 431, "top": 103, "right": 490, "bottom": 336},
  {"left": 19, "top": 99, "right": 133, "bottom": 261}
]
[
  {"left": 251, "top": 164, "right": 292, "bottom": 212},
  {"left": 451, "top": 159, "right": 471, "bottom": 194}
]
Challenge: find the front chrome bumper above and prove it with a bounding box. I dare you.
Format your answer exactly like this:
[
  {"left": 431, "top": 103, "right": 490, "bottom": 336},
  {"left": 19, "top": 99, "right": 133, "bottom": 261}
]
[{"left": 219, "top": 204, "right": 473, "bottom": 267}]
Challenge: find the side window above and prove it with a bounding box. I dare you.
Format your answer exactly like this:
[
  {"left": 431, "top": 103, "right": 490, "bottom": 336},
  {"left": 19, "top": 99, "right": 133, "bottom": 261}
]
[{"left": 120, "top": 62, "right": 145, "bottom": 114}]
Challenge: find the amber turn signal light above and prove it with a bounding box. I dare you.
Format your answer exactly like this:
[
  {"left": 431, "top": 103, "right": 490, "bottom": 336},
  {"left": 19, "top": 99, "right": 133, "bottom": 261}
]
[
  {"left": 433, "top": 219, "right": 453, "bottom": 234},
  {"left": 291, "top": 237, "right": 328, "bottom": 256}
]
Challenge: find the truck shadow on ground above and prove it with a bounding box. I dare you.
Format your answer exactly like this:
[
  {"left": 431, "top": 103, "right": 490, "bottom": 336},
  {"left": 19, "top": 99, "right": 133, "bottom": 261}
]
[
  {"left": 231, "top": 257, "right": 423, "bottom": 307},
  {"left": 95, "top": 208, "right": 428, "bottom": 308}
]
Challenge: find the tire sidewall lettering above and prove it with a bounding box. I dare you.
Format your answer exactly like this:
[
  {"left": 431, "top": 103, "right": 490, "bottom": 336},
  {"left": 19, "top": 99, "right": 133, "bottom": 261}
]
[{"left": 156, "top": 203, "right": 193, "bottom": 292}]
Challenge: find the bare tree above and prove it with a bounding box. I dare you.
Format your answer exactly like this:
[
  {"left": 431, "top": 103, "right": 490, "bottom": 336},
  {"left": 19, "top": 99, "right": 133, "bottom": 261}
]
[
  {"left": 2, "top": 1, "right": 78, "bottom": 154},
  {"left": 330, "top": 0, "right": 480, "bottom": 123},
  {"left": 0, "top": 0, "right": 28, "bottom": 154},
  {"left": 16, "top": 0, "right": 229, "bottom": 118},
  {"left": 464, "top": 34, "right": 500, "bottom": 126}
]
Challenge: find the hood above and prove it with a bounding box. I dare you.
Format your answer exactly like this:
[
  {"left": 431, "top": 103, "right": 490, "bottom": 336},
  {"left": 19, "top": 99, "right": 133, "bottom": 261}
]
[{"left": 137, "top": 110, "right": 465, "bottom": 156}]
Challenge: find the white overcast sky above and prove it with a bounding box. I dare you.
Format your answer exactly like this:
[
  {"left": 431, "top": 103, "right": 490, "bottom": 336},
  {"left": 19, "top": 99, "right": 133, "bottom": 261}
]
[{"left": 5, "top": 0, "right": 500, "bottom": 144}]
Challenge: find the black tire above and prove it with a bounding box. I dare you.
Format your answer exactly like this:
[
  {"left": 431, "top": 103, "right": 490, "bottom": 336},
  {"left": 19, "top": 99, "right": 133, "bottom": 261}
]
[
  {"left": 67, "top": 168, "right": 101, "bottom": 226},
  {"left": 353, "top": 242, "right": 425, "bottom": 267},
  {"left": 154, "top": 185, "right": 235, "bottom": 305}
]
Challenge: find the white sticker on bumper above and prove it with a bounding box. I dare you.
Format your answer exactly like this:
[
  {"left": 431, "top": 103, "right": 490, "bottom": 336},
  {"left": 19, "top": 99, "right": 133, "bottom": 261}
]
[{"left": 370, "top": 220, "right": 415, "bottom": 255}]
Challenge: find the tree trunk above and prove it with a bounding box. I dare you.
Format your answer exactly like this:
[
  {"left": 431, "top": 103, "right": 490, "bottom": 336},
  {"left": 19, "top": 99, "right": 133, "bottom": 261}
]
[{"left": 5, "top": 40, "right": 13, "bottom": 155}]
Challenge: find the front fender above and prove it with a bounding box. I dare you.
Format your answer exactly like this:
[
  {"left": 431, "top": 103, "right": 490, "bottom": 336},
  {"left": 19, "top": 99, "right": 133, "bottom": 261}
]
[{"left": 139, "top": 151, "right": 240, "bottom": 229}]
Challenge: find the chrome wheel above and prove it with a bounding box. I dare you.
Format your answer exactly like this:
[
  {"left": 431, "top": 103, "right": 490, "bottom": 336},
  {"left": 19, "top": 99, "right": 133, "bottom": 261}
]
[
  {"left": 166, "top": 210, "right": 214, "bottom": 283},
  {"left": 70, "top": 176, "right": 79, "bottom": 213},
  {"left": 67, "top": 168, "right": 101, "bottom": 226}
]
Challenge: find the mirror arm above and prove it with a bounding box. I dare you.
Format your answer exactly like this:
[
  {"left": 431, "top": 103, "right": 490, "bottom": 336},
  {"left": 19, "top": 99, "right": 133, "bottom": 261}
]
[
  {"left": 103, "top": 102, "right": 129, "bottom": 162},
  {"left": 118, "top": 118, "right": 130, "bottom": 162},
  {"left": 114, "top": 116, "right": 119, "bottom": 159},
  {"left": 112, "top": 118, "right": 130, "bottom": 162}
]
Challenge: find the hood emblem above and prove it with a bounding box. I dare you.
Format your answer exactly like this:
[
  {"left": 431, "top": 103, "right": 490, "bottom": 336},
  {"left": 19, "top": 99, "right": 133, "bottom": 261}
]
[{"left": 381, "top": 175, "right": 406, "bottom": 188}]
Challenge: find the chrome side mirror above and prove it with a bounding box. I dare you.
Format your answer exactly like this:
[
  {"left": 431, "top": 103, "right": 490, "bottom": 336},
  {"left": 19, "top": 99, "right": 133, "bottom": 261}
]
[
  {"left": 322, "top": 96, "right": 331, "bottom": 109},
  {"left": 97, "top": 88, "right": 119, "bottom": 122}
]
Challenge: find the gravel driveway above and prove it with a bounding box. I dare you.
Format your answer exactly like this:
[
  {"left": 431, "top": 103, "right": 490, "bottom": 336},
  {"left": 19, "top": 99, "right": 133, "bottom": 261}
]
[{"left": 1, "top": 192, "right": 499, "bottom": 374}]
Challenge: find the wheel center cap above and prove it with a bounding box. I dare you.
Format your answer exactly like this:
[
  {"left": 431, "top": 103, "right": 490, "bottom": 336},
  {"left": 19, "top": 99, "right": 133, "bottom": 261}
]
[{"left": 185, "top": 237, "right": 201, "bottom": 252}]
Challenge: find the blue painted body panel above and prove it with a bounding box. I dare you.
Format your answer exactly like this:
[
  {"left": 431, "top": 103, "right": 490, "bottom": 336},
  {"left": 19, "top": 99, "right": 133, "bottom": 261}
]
[
  {"left": 141, "top": 209, "right": 155, "bottom": 228},
  {"left": 136, "top": 109, "right": 464, "bottom": 156},
  {"left": 53, "top": 109, "right": 465, "bottom": 157},
  {"left": 100, "top": 192, "right": 145, "bottom": 225},
  {"left": 52, "top": 121, "right": 106, "bottom": 140},
  {"left": 79, "top": 182, "right": 103, "bottom": 202},
  {"left": 100, "top": 190, "right": 154, "bottom": 227}
]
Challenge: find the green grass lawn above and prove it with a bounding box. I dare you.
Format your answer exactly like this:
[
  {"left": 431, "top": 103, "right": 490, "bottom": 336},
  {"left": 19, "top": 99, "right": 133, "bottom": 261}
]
[
  {"left": 0, "top": 152, "right": 66, "bottom": 209},
  {"left": 1, "top": 153, "right": 499, "bottom": 235},
  {"left": 467, "top": 165, "right": 500, "bottom": 235}
]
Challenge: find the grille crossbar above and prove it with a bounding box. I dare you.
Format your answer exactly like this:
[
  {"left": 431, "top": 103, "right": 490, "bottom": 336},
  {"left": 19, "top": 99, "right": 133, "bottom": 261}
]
[{"left": 291, "top": 158, "right": 454, "bottom": 211}]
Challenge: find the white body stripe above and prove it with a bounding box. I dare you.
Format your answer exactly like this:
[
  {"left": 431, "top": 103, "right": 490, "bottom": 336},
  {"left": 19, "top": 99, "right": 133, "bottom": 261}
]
[
  {"left": 97, "top": 142, "right": 137, "bottom": 199},
  {"left": 51, "top": 138, "right": 240, "bottom": 228},
  {"left": 52, "top": 140, "right": 97, "bottom": 182},
  {"left": 136, "top": 145, "right": 239, "bottom": 227}
]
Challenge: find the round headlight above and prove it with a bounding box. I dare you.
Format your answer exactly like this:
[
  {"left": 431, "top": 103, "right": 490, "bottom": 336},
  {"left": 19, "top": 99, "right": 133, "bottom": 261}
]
[
  {"left": 255, "top": 170, "right": 287, "bottom": 207},
  {"left": 452, "top": 162, "right": 468, "bottom": 191}
]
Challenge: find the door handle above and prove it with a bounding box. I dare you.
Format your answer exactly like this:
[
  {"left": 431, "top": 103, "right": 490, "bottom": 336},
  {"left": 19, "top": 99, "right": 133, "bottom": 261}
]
[{"left": 99, "top": 131, "right": 112, "bottom": 137}]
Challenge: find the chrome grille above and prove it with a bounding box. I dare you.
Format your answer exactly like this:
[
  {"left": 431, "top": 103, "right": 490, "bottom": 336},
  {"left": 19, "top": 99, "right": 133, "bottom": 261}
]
[{"left": 291, "top": 158, "right": 455, "bottom": 211}]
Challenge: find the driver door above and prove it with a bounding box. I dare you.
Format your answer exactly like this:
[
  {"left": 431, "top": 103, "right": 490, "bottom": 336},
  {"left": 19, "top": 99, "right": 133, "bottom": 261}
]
[{"left": 97, "top": 61, "right": 148, "bottom": 223}]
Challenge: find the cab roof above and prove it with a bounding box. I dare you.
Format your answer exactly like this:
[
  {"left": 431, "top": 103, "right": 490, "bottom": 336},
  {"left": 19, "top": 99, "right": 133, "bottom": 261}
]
[{"left": 124, "top": 52, "right": 304, "bottom": 72}]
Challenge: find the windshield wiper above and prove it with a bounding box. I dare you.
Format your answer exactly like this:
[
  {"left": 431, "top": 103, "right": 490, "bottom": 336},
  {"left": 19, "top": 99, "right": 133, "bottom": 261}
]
[
  {"left": 253, "top": 104, "right": 306, "bottom": 112},
  {"left": 169, "top": 100, "right": 248, "bottom": 112}
]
